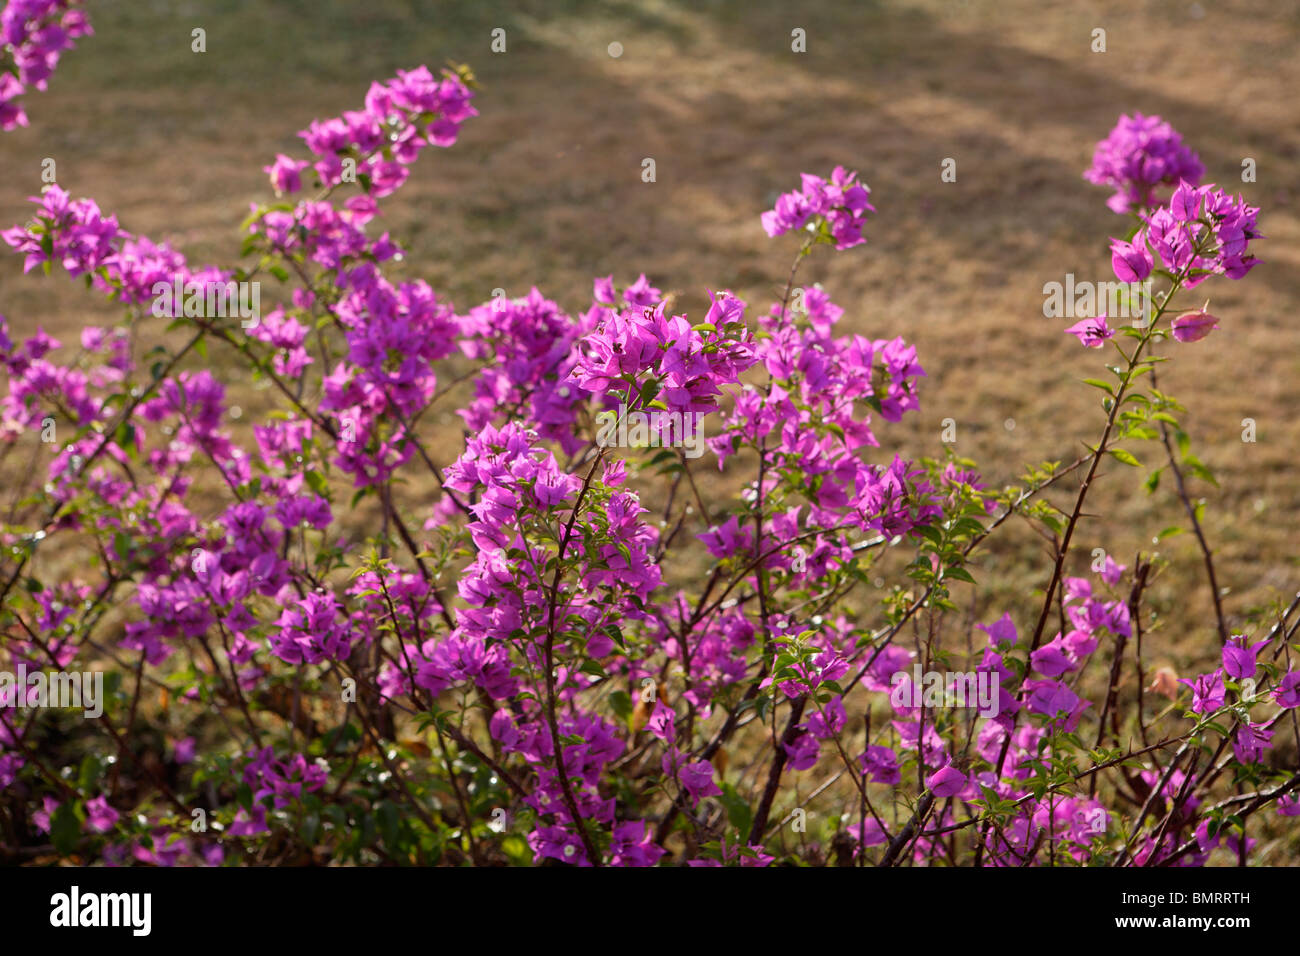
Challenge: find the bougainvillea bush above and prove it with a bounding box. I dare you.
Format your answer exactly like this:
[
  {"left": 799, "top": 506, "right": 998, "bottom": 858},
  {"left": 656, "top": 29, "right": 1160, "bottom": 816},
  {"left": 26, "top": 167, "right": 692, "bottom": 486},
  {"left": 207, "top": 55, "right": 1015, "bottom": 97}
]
[{"left": 2, "top": 2, "right": 1296, "bottom": 867}]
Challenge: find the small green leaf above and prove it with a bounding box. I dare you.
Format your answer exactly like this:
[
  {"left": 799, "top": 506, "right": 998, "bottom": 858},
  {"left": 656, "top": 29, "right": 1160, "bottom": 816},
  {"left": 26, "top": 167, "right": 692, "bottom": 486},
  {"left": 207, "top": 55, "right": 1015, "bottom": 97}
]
[
  {"left": 944, "top": 566, "right": 977, "bottom": 584},
  {"left": 52, "top": 802, "right": 84, "bottom": 855},
  {"left": 112, "top": 531, "right": 132, "bottom": 562},
  {"left": 609, "top": 690, "right": 633, "bottom": 721},
  {"left": 718, "top": 782, "right": 753, "bottom": 836},
  {"left": 1107, "top": 448, "right": 1141, "bottom": 467}
]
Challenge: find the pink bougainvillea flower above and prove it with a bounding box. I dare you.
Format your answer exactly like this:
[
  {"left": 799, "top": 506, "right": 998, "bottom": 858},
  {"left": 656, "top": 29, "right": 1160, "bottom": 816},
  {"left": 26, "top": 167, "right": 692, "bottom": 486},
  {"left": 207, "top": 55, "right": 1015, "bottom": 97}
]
[
  {"left": 85, "top": 794, "right": 119, "bottom": 833},
  {"left": 1179, "top": 669, "right": 1226, "bottom": 714},
  {"left": 1084, "top": 113, "right": 1204, "bottom": 213},
  {"left": 0, "top": 0, "right": 93, "bottom": 132},
  {"left": 782, "top": 728, "right": 820, "bottom": 771},
  {"left": 926, "top": 764, "right": 968, "bottom": 799},
  {"left": 263, "top": 154, "right": 310, "bottom": 195},
  {"left": 1110, "top": 236, "right": 1153, "bottom": 282},
  {"left": 1221, "top": 635, "right": 1269, "bottom": 680},
  {"left": 1099, "top": 555, "right": 1126, "bottom": 586},
  {"left": 1233, "top": 723, "right": 1273, "bottom": 764},
  {"left": 859, "top": 745, "right": 901, "bottom": 785},
  {"left": 1170, "top": 307, "right": 1220, "bottom": 343},
  {"left": 609, "top": 820, "right": 665, "bottom": 867},
  {"left": 1273, "top": 671, "right": 1300, "bottom": 709},
  {"left": 1065, "top": 315, "right": 1114, "bottom": 348},
  {"left": 977, "top": 612, "right": 1018, "bottom": 648},
  {"left": 1031, "top": 636, "right": 1078, "bottom": 678},
  {"left": 647, "top": 700, "right": 675, "bottom": 742},
  {"left": 761, "top": 166, "right": 874, "bottom": 249},
  {"left": 1024, "top": 679, "right": 1091, "bottom": 730},
  {"left": 1169, "top": 179, "right": 1203, "bottom": 221}
]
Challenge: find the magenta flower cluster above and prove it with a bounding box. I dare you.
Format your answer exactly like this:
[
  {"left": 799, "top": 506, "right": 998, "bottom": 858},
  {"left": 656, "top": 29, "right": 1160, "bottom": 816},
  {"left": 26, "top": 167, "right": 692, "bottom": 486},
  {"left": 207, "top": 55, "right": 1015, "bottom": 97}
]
[
  {"left": 1083, "top": 111, "right": 1206, "bottom": 214},
  {"left": 0, "top": 28, "right": 1291, "bottom": 870},
  {"left": 0, "top": 0, "right": 89, "bottom": 130},
  {"left": 760, "top": 166, "right": 875, "bottom": 249},
  {"left": 265, "top": 66, "right": 477, "bottom": 199},
  {"left": 1069, "top": 124, "right": 1262, "bottom": 349}
]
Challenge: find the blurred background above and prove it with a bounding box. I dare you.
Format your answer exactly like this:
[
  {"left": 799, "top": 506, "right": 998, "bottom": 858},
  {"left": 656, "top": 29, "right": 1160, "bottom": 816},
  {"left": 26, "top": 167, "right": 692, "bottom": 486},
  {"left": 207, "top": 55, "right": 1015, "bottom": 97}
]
[{"left": 2, "top": 0, "right": 1298, "bottom": 691}]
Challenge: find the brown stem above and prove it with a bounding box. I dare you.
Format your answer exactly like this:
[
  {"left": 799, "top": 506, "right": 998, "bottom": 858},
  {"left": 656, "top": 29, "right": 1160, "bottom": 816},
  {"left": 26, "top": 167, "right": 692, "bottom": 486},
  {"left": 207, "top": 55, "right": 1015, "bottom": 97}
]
[{"left": 746, "top": 697, "right": 807, "bottom": 844}]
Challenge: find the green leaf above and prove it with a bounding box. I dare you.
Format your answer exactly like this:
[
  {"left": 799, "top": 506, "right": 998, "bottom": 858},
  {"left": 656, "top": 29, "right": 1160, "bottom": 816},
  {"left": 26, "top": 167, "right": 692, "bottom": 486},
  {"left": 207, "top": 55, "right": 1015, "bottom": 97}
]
[
  {"left": 51, "top": 802, "right": 83, "bottom": 855},
  {"left": 112, "top": 531, "right": 132, "bottom": 563},
  {"left": 944, "top": 566, "right": 977, "bottom": 584},
  {"left": 917, "top": 524, "right": 944, "bottom": 545},
  {"left": 718, "top": 783, "right": 753, "bottom": 836},
  {"left": 377, "top": 800, "right": 400, "bottom": 849},
  {"left": 1182, "top": 454, "right": 1219, "bottom": 488},
  {"left": 1107, "top": 448, "right": 1141, "bottom": 467},
  {"left": 78, "top": 754, "right": 103, "bottom": 792},
  {"left": 578, "top": 658, "right": 606, "bottom": 678},
  {"left": 609, "top": 690, "right": 633, "bottom": 721},
  {"left": 603, "top": 623, "right": 626, "bottom": 650},
  {"left": 647, "top": 449, "right": 677, "bottom": 467}
]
